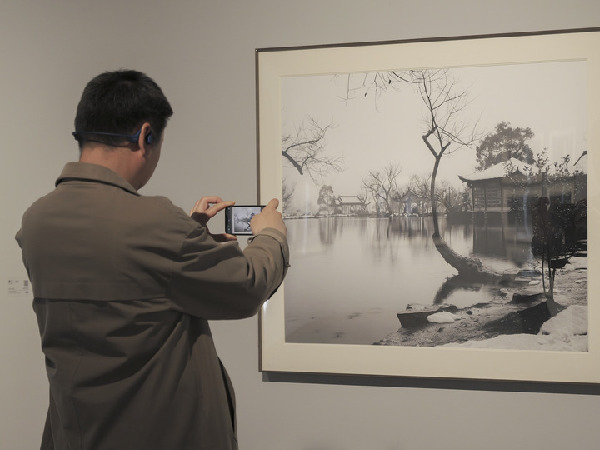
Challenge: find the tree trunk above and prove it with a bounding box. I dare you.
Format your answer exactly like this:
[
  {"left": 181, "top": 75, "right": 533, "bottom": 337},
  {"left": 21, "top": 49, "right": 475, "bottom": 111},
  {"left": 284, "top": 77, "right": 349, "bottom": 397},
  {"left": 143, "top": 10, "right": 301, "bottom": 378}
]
[
  {"left": 430, "top": 156, "right": 441, "bottom": 236},
  {"left": 429, "top": 156, "right": 503, "bottom": 283},
  {"left": 432, "top": 234, "right": 503, "bottom": 283}
]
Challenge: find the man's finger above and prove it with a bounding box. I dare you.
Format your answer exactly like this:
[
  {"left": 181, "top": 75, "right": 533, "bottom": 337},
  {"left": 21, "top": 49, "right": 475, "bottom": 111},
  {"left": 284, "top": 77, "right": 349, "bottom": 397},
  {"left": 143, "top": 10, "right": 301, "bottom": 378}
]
[
  {"left": 190, "top": 198, "right": 232, "bottom": 217},
  {"left": 207, "top": 201, "right": 235, "bottom": 217},
  {"left": 265, "top": 198, "right": 279, "bottom": 210},
  {"left": 210, "top": 232, "right": 238, "bottom": 243},
  {"left": 192, "top": 196, "right": 224, "bottom": 214}
]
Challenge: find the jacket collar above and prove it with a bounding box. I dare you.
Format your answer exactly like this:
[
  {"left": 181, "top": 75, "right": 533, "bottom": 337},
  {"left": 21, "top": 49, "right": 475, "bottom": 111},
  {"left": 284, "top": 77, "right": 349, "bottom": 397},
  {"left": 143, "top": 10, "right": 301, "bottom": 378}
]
[{"left": 56, "top": 162, "right": 140, "bottom": 196}]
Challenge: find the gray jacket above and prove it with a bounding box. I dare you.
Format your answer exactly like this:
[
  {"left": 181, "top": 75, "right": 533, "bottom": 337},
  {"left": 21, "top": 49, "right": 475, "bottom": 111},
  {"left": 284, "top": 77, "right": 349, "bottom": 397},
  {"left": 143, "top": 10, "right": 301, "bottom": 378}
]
[{"left": 16, "top": 162, "right": 289, "bottom": 450}]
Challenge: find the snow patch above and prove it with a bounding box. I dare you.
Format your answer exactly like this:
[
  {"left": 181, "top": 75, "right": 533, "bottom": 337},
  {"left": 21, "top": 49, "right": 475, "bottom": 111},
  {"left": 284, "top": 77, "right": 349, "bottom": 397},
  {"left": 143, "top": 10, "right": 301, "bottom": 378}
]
[
  {"left": 427, "top": 312, "right": 459, "bottom": 323},
  {"left": 541, "top": 305, "right": 587, "bottom": 337},
  {"left": 443, "top": 306, "right": 588, "bottom": 351}
]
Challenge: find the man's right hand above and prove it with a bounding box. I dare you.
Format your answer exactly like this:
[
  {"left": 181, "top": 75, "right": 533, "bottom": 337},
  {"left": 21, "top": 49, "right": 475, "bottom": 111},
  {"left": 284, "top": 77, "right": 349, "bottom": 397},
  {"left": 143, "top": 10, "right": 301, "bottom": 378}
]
[
  {"left": 250, "top": 198, "right": 287, "bottom": 236},
  {"left": 189, "top": 196, "right": 237, "bottom": 242}
]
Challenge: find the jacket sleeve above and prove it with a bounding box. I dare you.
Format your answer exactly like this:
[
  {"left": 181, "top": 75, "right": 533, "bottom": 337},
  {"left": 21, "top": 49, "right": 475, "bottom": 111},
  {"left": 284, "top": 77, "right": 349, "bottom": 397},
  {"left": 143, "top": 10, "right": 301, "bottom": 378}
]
[{"left": 167, "top": 223, "right": 289, "bottom": 320}]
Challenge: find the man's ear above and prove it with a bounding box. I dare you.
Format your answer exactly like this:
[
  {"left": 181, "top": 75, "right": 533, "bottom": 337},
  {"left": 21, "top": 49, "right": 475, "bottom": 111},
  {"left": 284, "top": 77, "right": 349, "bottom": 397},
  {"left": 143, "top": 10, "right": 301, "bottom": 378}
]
[{"left": 137, "top": 122, "right": 154, "bottom": 155}]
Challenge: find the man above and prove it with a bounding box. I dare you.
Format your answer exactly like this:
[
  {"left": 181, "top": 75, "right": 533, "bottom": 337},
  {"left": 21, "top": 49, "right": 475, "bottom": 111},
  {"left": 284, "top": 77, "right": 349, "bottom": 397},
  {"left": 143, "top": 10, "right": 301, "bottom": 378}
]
[{"left": 16, "top": 70, "right": 288, "bottom": 450}]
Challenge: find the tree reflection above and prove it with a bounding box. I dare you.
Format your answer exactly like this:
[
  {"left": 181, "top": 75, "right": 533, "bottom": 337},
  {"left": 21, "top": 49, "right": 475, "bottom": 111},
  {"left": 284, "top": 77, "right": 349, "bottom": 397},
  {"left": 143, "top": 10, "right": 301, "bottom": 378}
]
[
  {"left": 318, "top": 216, "right": 341, "bottom": 247},
  {"left": 432, "top": 275, "right": 483, "bottom": 305}
]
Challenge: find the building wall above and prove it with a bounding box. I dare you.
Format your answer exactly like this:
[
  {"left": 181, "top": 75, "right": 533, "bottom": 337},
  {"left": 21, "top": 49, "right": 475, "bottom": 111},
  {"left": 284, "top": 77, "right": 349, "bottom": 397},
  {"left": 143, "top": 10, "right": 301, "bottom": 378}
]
[
  {"left": 470, "top": 173, "right": 586, "bottom": 215},
  {"left": 2, "top": 1, "right": 600, "bottom": 449}
]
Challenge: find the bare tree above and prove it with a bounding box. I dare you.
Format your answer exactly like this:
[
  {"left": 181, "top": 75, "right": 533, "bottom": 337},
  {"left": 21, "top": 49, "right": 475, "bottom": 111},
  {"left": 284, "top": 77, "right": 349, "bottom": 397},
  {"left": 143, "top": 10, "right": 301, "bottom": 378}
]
[
  {"left": 361, "top": 163, "right": 401, "bottom": 217},
  {"left": 346, "top": 69, "right": 499, "bottom": 281},
  {"left": 282, "top": 178, "right": 295, "bottom": 215},
  {"left": 407, "top": 174, "right": 432, "bottom": 215},
  {"left": 411, "top": 69, "right": 479, "bottom": 234},
  {"left": 437, "top": 180, "right": 469, "bottom": 212},
  {"left": 337, "top": 71, "right": 412, "bottom": 105},
  {"left": 343, "top": 70, "right": 478, "bottom": 231},
  {"left": 282, "top": 117, "right": 343, "bottom": 182}
]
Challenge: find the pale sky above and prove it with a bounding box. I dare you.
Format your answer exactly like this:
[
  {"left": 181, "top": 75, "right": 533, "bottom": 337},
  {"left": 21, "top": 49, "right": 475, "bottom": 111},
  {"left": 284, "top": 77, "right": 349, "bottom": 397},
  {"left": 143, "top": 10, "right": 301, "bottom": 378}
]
[{"left": 282, "top": 60, "right": 587, "bottom": 211}]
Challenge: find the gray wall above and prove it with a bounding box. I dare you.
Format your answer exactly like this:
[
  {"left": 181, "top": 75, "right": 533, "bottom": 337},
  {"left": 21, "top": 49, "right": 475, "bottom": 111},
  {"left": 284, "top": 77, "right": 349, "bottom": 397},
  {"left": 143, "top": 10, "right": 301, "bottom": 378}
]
[{"left": 2, "top": 1, "right": 599, "bottom": 449}]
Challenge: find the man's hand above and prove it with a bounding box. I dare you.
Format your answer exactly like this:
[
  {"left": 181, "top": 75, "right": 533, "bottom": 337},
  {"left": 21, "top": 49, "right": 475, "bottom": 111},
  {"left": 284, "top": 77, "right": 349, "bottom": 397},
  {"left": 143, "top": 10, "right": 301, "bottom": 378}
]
[
  {"left": 250, "top": 198, "right": 287, "bottom": 236},
  {"left": 189, "top": 196, "right": 237, "bottom": 242}
]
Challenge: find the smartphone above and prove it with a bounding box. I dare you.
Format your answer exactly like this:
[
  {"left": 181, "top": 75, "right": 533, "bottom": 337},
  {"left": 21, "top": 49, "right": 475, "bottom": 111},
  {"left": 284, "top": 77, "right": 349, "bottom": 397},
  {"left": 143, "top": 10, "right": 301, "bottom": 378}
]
[{"left": 224, "top": 205, "right": 264, "bottom": 235}]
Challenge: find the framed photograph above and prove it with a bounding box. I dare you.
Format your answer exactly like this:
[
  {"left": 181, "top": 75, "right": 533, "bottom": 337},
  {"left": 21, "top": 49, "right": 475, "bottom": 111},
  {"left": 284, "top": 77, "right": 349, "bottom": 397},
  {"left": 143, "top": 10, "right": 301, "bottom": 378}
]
[{"left": 256, "top": 29, "right": 600, "bottom": 383}]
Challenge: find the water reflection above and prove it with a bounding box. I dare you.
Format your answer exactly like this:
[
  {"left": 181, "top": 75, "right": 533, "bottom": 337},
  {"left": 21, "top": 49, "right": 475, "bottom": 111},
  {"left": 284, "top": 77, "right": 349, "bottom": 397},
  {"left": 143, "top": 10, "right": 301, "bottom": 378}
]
[
  {"left": 283, "top": 214, "right": 564, "bottom": 344},
  {"left": 317, "top": 216, "right": 341, "bottom": 247},
  {"left": 472, "top": 217, "right": 534, "bottom": 268},
  {"left": 433, "top": 275, "right": 484, "bottom": 305}
]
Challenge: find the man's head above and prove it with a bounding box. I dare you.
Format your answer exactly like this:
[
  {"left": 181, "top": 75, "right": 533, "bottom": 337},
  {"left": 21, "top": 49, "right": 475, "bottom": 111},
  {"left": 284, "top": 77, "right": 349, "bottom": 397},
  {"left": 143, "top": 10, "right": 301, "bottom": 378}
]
[
  {"left": 74, "top": 70, "right": 173, "bottom": 189},
  {"left": 73, "top": 70, "right": 173, "bottom": 148}
]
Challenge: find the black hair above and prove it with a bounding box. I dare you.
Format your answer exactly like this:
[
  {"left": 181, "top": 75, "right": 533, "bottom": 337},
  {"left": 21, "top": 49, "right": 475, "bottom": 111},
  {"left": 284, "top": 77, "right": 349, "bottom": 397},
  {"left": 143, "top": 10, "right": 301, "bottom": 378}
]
[{"left": 73, "top": 70, "right": 173, "bottom": 148}]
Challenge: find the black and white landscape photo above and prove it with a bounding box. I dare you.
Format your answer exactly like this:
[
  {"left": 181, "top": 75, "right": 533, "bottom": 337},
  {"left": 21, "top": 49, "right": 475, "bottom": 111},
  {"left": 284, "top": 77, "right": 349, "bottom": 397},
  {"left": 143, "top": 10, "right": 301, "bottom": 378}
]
[{"left": 280, "top": 60, "right": 588, "bottom": 352}]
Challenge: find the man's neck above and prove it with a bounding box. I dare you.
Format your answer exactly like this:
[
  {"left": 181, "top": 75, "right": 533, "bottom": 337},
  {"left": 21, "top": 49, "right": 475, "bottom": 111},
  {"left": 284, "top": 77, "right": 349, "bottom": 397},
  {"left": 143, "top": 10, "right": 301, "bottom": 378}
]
[{"left": 79, "top": 145, "right": 137, "bottom": 187}]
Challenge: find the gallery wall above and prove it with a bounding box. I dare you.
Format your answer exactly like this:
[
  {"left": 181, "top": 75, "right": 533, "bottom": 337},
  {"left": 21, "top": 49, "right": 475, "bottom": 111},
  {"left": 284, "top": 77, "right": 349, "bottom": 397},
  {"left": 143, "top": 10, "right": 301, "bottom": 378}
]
[{"left": 1, "top": 1, "right": 599, "bottom": 449}]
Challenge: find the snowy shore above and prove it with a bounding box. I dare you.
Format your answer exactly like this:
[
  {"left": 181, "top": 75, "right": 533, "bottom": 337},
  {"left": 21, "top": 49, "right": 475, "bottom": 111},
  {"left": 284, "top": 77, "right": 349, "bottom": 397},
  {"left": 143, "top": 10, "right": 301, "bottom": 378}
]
[
  {"left": 442, "top": 304, "right": 588, "bottom": 351},
  {"left": 377, "top": 253, "right": 588, "bottom": 351}
]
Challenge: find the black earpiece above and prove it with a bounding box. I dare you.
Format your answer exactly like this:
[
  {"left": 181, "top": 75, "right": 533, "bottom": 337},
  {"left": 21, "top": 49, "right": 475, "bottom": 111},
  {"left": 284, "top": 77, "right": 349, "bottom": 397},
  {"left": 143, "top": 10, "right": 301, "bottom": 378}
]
[{"left": 72, "top": 128, "right": 154, "bottom": 145}]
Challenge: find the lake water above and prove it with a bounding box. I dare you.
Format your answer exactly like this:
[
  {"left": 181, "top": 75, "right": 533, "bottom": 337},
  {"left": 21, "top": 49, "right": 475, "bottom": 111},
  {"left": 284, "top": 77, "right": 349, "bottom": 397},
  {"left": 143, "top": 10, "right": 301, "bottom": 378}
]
[{"left": 284, "top": 215, "right": 535, "bottom": 344}]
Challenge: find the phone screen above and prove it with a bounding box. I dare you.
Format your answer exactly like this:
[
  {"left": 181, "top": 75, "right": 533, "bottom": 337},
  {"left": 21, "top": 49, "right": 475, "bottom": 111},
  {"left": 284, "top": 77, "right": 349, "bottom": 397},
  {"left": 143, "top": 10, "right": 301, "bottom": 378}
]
[{"left": 225, "top": 205, "right": 264, "bottom": 235}]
